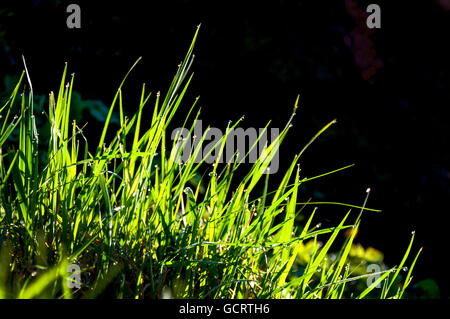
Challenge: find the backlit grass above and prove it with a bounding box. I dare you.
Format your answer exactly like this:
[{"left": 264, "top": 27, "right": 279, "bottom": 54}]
[{"left": 0, "top": 26, "right": 421, "bottom": 299}]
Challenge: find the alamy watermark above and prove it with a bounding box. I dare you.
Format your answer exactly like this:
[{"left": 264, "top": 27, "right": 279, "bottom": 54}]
[
  {"left": 366, "top": 263, "right": 382, "bottom": 288},
  {"left": 67, "top": 263, "right": 81, "bottom": 289},
  {"left": 66, "top": 4, "right": 81, "bottom": 29},
  {"left": 171, "top": 120, "right": 280, "bottom": 174},
  {"left": 366, "top": 4, "right": 381, "bottom": 29}
]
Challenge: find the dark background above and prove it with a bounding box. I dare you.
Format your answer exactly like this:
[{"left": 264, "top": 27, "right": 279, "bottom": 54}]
[{"left": 1, "top": 0, "right": 449, "bottom": 297}]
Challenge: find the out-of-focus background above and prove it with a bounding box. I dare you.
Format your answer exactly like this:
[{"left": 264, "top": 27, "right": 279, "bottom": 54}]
[{"left": 1, "top": 0, "right": 449, "bottom": 298}]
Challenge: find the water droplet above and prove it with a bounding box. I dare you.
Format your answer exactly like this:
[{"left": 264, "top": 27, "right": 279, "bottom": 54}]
[{"left": 402, "top": 267, "right": 408, "bottom": 272}]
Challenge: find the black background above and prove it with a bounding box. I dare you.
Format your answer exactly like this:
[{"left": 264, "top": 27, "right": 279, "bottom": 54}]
[{"left": 1, "top": 0, "right": 449, "bottom": 298}]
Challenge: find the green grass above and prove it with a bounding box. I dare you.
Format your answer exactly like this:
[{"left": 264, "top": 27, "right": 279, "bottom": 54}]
[{"left": 0, "top": 26, "right": 421, "bottom": 299}]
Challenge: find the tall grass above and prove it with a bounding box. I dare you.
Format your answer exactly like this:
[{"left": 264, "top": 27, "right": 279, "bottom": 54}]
[{"left": 0, "top": 26, "right": 421, "bottom": 299}]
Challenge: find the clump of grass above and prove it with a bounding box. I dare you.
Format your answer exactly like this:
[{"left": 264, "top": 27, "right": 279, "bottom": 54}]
[{"left": 0, "top": 26, "right": 421, "bottom": 299}]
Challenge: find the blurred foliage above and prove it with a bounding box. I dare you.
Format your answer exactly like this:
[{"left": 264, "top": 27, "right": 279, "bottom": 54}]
[{"left": 408, "top": 279, "right": 441, "bottom": 299}]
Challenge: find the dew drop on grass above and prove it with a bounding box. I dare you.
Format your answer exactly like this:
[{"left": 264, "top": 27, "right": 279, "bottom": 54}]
[{"left": 402, "top": 267, "right": 408, "bottom": 272}]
